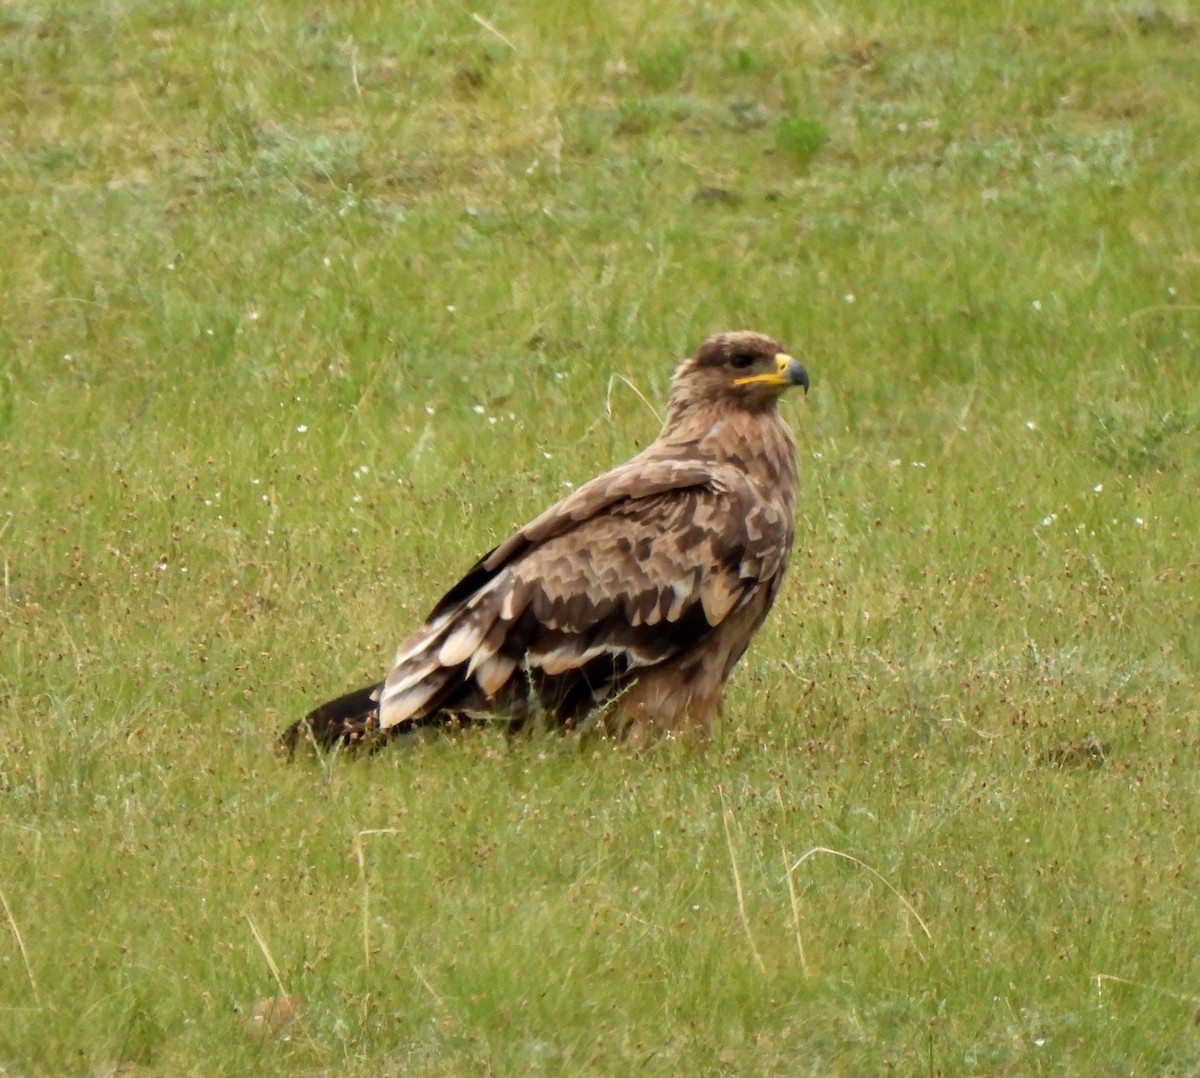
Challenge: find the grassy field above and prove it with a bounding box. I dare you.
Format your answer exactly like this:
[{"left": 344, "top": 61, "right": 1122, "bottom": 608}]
[{"left": 2, "top": 0, "right": 1198, "bottom": 1072}]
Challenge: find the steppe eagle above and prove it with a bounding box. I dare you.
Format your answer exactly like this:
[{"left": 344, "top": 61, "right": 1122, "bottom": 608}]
[{"left": 281, "top": 330, "right": 808, "bottom": 752}]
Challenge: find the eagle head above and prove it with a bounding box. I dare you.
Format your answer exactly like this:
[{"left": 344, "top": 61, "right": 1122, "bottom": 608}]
[{"left": 671, "top": 331, "right": 809, "bottom": 415}]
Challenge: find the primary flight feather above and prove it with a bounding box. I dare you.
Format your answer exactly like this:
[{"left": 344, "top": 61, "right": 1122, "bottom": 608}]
[{"left": 281, "top": 330, "right": 809, "bottom": 753}]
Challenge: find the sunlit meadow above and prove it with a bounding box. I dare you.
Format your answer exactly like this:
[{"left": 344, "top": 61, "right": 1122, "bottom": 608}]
[{"left": 1, "top": 0, "right": 1198, "bottom": 1073}]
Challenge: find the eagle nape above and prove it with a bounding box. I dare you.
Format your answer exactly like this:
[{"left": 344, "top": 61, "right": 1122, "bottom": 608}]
[{"left": 282, "top": 330, "right": 808, "bottom": 756}]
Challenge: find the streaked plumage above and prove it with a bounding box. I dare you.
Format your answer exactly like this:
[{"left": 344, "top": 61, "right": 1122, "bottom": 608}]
[{"left": 280, "top": 331, "right": 808, "bottom": 753}]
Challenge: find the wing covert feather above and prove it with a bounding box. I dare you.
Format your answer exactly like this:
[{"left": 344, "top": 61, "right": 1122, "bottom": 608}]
[{"left": 510, "top": 470, "right": 788, "bottom": 638}]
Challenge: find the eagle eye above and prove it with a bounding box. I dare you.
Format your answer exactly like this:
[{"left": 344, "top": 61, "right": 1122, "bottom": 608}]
[{"left": 729, "top": 352, "right": 756, "bottom": 370}]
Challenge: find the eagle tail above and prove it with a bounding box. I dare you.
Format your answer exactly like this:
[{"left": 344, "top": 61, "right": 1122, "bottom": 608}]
[{"left": 277, "top": 681, "right": 385, "bottom": 756}]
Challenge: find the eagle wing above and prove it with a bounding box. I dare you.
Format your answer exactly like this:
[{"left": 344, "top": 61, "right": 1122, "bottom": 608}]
[{"left": 377, "top": 454, "right": 793, "bottom": 731}]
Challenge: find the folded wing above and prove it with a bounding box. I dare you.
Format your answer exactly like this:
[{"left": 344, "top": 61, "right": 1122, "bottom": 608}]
[{"left": 376, "top": 455, "right": 791, "bottom": 732}]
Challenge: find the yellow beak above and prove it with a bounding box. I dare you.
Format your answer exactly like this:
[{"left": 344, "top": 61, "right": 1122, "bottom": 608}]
[{"left": 733, "top": 353, "right": 810, "bottom": 392}]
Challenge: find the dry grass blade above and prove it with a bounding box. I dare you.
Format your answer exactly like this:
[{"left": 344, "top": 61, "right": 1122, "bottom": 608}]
[
  {"left": 355, "top": 829, "right": 403, "bottom": 969},
  {"left": 470, "top": 12, "right": 517, "bottom": 50},
  {"left": 606, "top": 372, "right": 662, "bottom": 424},
  {"left": 775, "top": 789, "right": 809, "bottom": 976},
  {"left": 245, "top": 914, "right": 288, "bottom": 997},
  {"left": 1121, "top": 303, "right": 1200, "bottom": 322},
  {"left": 1092, "top": 972, "right": 1200, "bottom": 1005},
  {"left": 718, "top": 784, "right": 766, "bottom": 974},
  {"left": 786, "top": 846, "right": 933, "bottom": 952},
  {"left": 780, "top": 840, "right": 809, "bottom": 975},
  {"left": 0, "top": 882, "right": 40, "bottom": 1006}
]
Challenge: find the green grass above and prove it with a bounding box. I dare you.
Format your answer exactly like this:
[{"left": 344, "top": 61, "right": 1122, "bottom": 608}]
[{"left": 2, "top": 0, "right": 1199, "bottom": 1072}]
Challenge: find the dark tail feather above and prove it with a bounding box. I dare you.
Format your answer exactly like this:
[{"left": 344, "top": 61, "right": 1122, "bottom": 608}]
[{"left": 277, "top": 682, "right": 385, "bottom": 756}]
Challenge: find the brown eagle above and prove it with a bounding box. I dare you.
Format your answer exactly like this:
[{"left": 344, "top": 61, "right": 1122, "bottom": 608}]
[{"left": 281, "top": 331, "right": 808, "bottom": 753}]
